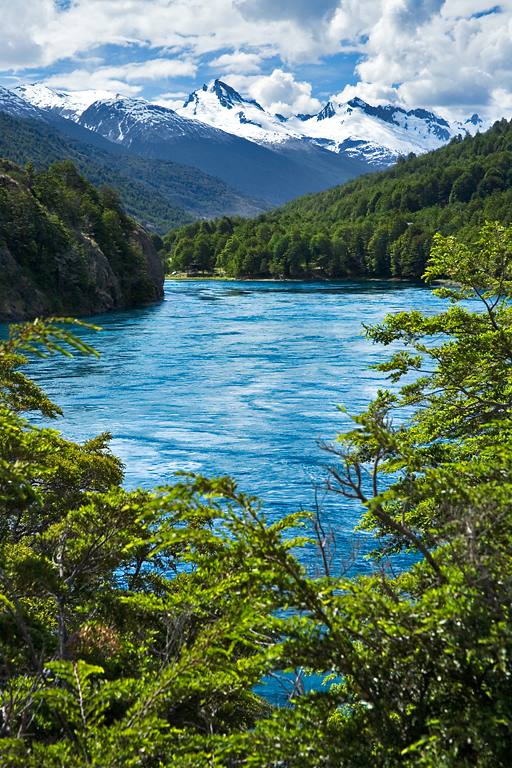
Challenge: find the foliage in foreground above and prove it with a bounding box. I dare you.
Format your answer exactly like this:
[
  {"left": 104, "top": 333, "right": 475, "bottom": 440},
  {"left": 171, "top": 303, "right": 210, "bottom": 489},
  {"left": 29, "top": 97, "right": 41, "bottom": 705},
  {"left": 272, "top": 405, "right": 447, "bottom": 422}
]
[{"left": 1, "top": 222, "right": 512, "bottom": 765}]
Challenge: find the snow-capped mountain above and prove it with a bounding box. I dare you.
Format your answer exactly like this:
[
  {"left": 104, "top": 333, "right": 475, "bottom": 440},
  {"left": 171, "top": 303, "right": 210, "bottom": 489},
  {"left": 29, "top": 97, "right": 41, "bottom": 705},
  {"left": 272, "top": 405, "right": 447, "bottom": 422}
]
[
  {"left": 5, "top": 79, "right": 489, "bottom": 207},
  {"left": 463, "top": 113, "right": 484, "bottom": 131},
  {"left": 179, "top": 81, "right": 485, "bottom": 167},
  {"left": 178, "top": 79, "right": 301, "bottom": 146},
  {"left": 15, "top": 83, "right": 111, "bottom": 121},
  {"left": 288, "top": 98, "right": 484, "bottom": 165},
  {"left": 15, "top": 79, "right": 486, "bottom": 171},
  {"left": 4, "top": 83, "right": 366, "bottom": 205},
  {"left": 0, "top": 85, "right": 44, "bottom": 120},
  {"left": 79, "top": 96, "right": 222, "bottom": 144}
]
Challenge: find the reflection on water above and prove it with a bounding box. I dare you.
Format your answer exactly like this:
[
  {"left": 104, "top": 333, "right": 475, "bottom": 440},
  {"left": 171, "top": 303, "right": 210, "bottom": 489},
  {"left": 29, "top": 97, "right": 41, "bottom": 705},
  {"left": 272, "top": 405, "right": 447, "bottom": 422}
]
[{"left": 25, "top": 279, "right": 444, "bottom": 576}]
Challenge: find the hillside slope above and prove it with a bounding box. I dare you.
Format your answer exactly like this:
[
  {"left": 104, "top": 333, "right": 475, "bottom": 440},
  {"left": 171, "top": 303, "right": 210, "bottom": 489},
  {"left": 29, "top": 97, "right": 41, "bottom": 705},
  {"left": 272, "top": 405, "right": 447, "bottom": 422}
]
[
  {"left": 164, "top": 118, "right": 512, "bottom": 279},
  {"left": 0, "top": 159, "right": 164, "bottom": 320},
  {"left": 0, "top": 111, "right": 263, "bottom": 233},
  {"left": 77, "top": 96, "right": 369, "bottom": 206}
]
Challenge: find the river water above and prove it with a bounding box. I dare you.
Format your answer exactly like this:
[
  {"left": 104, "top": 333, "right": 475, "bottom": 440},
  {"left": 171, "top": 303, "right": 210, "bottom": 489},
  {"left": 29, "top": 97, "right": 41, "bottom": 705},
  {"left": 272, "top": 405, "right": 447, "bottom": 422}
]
[{"left": 27, "top": 279, "right": 445, "bottom": 577}]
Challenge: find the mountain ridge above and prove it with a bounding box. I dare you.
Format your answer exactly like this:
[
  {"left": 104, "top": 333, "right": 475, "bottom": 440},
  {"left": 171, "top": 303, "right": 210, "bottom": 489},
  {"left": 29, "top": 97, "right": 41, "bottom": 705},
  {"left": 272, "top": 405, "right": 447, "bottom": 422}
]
[
  {"left": 8, "top": 82, "right": 369, "bottom": 207},
  {"left": 13, "top": 79, "right": 485, "bottom": 197},
  {"left": 178, "top": 79, "right": 484, "bottom": 166},
  {"left": 15, "top": 79, "right": 485, "bottom": 169},
  {"left": 0, "top": 91, "right": 265, "bottom": 231}
]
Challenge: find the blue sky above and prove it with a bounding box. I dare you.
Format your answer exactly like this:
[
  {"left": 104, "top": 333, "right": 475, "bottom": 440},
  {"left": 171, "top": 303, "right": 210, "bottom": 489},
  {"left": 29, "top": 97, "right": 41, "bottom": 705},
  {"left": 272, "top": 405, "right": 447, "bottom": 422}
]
[{"left": 0, "top": 1, "right": 510, "bottom": 119}]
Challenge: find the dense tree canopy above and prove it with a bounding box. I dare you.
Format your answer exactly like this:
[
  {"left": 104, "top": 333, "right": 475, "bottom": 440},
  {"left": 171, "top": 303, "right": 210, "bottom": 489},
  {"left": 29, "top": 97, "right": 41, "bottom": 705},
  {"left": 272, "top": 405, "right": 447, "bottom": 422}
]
[
  {"left": 0, "top": 159, "right": 163, "bottom": 319},
  {"left": 164, "top": 118, "right": 512, "bottom": 280},
  {"left": 1, "top": 222, "right": 512, "bottom": 765}
]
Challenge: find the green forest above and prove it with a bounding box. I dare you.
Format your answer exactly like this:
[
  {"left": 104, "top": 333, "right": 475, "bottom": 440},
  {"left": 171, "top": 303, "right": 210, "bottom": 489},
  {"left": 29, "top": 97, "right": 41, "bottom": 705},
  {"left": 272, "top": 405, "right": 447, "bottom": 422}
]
[
  {"left": 0, "top": 159, "right": 163, "bottom": 320},
  {"left": 1, "top": 222, "right": 512, "bottom": 766},
  {"left": 164, "top": 118, "right": 512, "bottom": 280},
  {"left": 0, "top": 113, "right": 261, "bottom": 233}
]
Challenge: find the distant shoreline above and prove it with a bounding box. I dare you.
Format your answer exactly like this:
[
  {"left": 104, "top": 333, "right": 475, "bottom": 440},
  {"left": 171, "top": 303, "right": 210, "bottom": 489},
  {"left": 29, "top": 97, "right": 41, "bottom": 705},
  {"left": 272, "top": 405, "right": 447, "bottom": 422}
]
[{"left": 165, "top": 274, "right": 411, "bottom": 283}]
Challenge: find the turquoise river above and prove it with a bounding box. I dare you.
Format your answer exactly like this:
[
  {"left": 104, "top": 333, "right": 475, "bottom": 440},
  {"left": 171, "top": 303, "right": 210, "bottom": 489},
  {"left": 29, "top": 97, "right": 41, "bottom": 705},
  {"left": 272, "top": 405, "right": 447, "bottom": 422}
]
[{"left": 27, "top": 279, "right": 446, "bottom": 577}]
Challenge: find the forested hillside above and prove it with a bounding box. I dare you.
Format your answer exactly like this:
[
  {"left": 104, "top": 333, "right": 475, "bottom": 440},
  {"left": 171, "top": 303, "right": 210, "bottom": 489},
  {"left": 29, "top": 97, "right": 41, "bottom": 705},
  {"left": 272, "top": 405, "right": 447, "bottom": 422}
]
[
  {"left": 164, "top": 118, "right": 512, "bottom": 279},
  {"left": 0, "top": 112, "right": 262, "bottom": 232},
  {"left": 0, "top": 159, "right": 164, "bottom": 319}
]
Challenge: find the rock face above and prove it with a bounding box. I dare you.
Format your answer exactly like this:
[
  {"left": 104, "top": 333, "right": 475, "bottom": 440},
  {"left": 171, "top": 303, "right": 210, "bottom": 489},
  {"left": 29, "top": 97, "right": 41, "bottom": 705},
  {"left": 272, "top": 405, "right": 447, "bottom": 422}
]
[{"left": 0, "top": 160, "right": 164, "bottom": 321}]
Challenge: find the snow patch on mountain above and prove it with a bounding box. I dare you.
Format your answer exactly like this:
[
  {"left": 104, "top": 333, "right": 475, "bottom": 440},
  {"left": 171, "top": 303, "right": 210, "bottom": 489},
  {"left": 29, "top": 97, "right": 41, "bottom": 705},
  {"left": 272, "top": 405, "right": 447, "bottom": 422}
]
[
  {"left": 79, "top": 95, "right": 231, "bottom": 147},
  {"left": 15, "top": 83, "right": 112, "bottom": 121},
  {"left": 0, "top": 86, "right": 43, "bottom": 120},
  {"left": 178, "top": 79, "right": 301, "bottom": 146}
]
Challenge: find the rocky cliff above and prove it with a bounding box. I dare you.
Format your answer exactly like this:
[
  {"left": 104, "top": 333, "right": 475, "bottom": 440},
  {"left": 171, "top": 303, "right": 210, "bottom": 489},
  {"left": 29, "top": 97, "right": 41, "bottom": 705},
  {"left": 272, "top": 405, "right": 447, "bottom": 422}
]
[{"left": 0, "top": 159, "right": 164, "bottom": 321}]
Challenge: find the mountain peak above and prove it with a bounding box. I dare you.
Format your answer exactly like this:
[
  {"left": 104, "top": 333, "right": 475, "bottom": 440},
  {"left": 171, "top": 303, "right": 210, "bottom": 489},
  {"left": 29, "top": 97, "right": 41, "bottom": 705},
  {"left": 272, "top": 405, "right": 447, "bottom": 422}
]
[
  {"left": 346, "top": 98, "right": 406, "bottom": 125},
  {"left": 81, "top": 94, "right": 184, "bottom": 128},
  {"left": 317, "top": 101, "right": 336, "bottom": 121},
  {"left": 347, "top": 96, "right": 370, "bottom": 110},
  {"left": 17, "top": 82, "right": 59, "bottom": 100},
  {"left": 15, "top": 82, "right": 114, "bottom": 121},
  {"left": 286, "top": 94, "right": 483, "bottom": 166},
  {"left": 314, "top": 97, "right": 452, "bottom": 141},
  {"left": 0, "top": 85, "right": 43, "bottom": 119},
  {"left": 466, "top": 113, "right": 483, "bottom": 126},
  {"left": 209, "top": 79, "right": 264, "bottom": 111},
  {"left": 211, "top": 79, "right": 244, "bottom": 108},
  {"left": 178, "top": 79, "right": 298, "bottom": 145},
  {"left": 183, "top": 79, "right": 265, "bottom": 113}
]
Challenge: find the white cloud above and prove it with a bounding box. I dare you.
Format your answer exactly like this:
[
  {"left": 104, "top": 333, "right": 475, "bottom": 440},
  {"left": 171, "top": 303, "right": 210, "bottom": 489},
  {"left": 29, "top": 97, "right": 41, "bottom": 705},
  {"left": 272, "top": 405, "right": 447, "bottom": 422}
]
[
  {"left": 44, "top": 57, "right": 196, "bottom": 94},
  {"left": 334, "top": 0, "right": 512, "bottom": 120},
  {"left": 45, "top": 69, "right": 141, "bottom": 95},
  {"left": 3, "top": 0, "right": 342, "bottom": 68},
  {"left": 0, "top": 0, "right": 56, "bottom": 69},
  {"left": 0, "top": 1, "right": 512, "bottom": 120},
  {"left": 327, "top": 0, "right": 380, "bottom": 42},
  {"left": 224, "top": 69, "right": 322, "bottom": 116},
  {"left": 209, "top": 51, "right": 264, "bottom": 74},
  {"left": 154, "top": 90, "right": 189, "bottom": 110},
  {"left": 105, "top": 58, "right": 197, "bottom": 82}
]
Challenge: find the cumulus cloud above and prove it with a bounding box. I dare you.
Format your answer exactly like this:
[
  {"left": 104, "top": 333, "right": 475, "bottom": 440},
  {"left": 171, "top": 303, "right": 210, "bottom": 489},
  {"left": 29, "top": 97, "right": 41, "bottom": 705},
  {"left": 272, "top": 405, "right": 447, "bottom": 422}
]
[
  {"left": 154, "top": 90, "right": 189, "bottom": 110},
  {"left": 44, "top": 70, "right": 141, "bottom": 96},
  {"left": 107, "top": 58, "right": 197, "bottom": 83},
  {"left": 0, "top": 0, "right": 56, "bottom": 69},
  {"left": 209, "top": 51, "right": 264, "bottom": 74},
  {"left": 1, "top": 1, "right": 512, "bottom": 120},
  {"left": 0, "top": 0, "right": 342, "bottom": 69},
  {"left": 44, "top": 57, "right": 196, "bottom": 94},
  {"left": 224, "top": 69, "right": 322, "bottom": 116},
  {"left": 335, "top": 0, "right": 512, "bottom": 119},
  {"left": 326, "top": 0, "right": 381, "bottom": 45}
]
